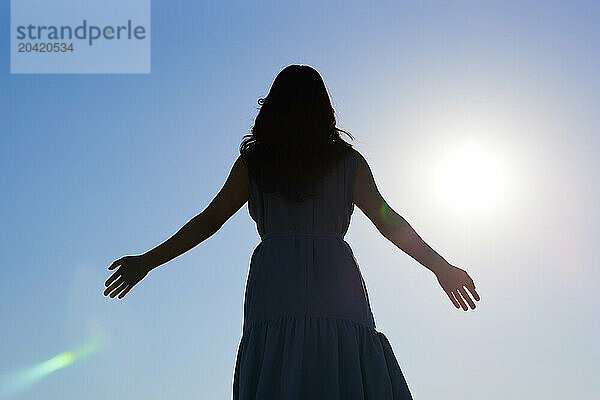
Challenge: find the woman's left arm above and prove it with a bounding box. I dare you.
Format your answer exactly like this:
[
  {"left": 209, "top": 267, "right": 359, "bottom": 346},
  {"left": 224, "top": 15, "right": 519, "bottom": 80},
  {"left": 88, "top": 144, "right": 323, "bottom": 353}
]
[
  {"left": 141, "top": 155, "right": 249, "bottom": 271},
  {"left": 105, "top": 155, "right": 249, "bottom": 299}
]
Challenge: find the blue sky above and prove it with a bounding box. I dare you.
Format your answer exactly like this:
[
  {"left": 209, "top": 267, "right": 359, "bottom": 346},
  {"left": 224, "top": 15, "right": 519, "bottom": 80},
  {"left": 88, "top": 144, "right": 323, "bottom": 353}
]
[{"left": 1, "top": 1, "right": 599, "bottom": 399}]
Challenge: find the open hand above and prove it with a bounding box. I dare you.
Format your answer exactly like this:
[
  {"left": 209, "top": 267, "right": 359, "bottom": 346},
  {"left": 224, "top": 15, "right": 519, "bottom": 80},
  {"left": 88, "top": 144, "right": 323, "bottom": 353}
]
[
  {"left": 104, "top": 255, "right": 151, "bottom": 299},
  {"left": 435, "top": 264, "right": 480, "bottom": 311}
]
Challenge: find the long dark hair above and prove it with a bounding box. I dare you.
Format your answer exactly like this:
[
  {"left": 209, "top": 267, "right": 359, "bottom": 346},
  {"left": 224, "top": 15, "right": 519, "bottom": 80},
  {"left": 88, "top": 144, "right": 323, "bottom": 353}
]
[{"left": 240, "top": 65, "right": 354, "bottom": 202}]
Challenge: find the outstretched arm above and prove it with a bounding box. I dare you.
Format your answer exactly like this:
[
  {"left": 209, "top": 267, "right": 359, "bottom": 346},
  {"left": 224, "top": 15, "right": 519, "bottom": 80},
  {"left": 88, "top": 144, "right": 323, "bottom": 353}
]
[
  {"left": 352, "top": 149, "right": 480, "bottom": 310},
  {"left": 104, "top": 155, "right": 248, "bottom": 299},
  {"left": 141, "top": 155, "right": 249, "bottom": 270}
]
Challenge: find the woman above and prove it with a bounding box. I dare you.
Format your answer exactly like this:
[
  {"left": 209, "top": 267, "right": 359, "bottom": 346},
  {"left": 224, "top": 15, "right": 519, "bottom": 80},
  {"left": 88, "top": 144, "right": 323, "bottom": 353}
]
[{"left": 104, "top": 64, "right": 480, "bottom": 399}]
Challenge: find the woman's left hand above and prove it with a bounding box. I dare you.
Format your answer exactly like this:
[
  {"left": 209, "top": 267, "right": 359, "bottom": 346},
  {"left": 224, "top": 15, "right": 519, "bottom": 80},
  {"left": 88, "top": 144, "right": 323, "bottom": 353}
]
[{"left": 104, "top": 255, "right": 151, "bottom": 299}]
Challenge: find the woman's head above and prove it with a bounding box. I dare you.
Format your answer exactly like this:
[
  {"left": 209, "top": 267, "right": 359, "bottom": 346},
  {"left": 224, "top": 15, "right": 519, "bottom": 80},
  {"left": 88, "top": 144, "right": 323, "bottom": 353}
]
[{"left": 240, "top": 64, "right": 353, "bottom": 202}]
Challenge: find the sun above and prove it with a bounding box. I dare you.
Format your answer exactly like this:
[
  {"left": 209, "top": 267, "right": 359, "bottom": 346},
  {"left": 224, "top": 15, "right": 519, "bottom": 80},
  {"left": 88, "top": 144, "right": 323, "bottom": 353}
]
[{"left": 434, "top": 141, "right": 507, "bottom": 215}]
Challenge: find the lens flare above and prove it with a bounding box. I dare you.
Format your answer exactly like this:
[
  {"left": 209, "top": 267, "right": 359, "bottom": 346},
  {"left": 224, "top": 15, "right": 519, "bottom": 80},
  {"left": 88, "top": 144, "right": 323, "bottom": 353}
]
[
  {"left": 0, "top": 333, "right": 106, "bottom": 398},
  {"left": 379, "top": 202, "right": 390, "bottom": 222}
]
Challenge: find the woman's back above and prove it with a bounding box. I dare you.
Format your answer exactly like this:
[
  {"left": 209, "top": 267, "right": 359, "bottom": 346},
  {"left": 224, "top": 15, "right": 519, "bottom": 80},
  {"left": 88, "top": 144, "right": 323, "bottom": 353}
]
[
  {"left": 248, "top": 147, "right": 357, "bottom": 237},
  {"left": 234, "top": 147, "right": 413, "bottom": 399}
]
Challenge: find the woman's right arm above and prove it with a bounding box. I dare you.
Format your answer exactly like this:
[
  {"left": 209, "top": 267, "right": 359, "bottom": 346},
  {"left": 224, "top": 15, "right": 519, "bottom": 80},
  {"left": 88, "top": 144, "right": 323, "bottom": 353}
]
[{"left": 352, "top": 149, "right": 480, "bottom": 310}]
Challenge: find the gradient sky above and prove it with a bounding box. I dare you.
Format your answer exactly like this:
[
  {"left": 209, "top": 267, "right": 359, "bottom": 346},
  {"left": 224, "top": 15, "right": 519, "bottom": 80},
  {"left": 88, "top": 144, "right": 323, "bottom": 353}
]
[{"left": 1, "top": 1, "right": 599, "bottom": 399}]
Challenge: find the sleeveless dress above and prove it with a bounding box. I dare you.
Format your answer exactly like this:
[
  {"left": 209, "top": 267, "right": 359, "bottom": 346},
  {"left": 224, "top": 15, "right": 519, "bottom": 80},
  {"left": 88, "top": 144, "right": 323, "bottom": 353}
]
[{"left": 232, "top": 148, "right": 413, "bottom": 399}]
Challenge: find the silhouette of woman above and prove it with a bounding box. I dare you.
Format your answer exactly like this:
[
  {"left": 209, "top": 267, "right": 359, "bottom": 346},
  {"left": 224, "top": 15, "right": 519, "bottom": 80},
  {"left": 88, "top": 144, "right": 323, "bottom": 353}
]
[{"left": 104, "top": 64, "right": 480, "bottom": 399}]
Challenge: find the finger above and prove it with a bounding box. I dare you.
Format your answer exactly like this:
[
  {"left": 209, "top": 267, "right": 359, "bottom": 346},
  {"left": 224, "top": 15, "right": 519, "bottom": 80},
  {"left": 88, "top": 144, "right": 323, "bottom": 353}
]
[
  {"left": 459, "top": 286, "right": 476, "bottom": 309},
  {"left": 453, "top": 290, "right": 468, "bottom": 311},
  {"left": 111, "top": 282, "right": 128, "bottom": 298},
  {"left": 109, "top": 257, "right": 125, "bottom": 270},
  {"left": 464, "top": 273, "right": 480, "bottom": 297},
  {"left": 465, "top": 282, "right": 480, "bottom": 302},
  {"left": 105, "top": 271, "right": 121, "bottom": 287},
  {"left": 104, "top": 277, "right": 124, "bottom": 296},
  {"left": 118, "top": 285, "right": 133, "bottom": 299},
  {"left": 109, "top": 281, "right": 128, "bottom": 298},
  {"left": 445, "top": 290, "right": 460, "bottom": 308}
]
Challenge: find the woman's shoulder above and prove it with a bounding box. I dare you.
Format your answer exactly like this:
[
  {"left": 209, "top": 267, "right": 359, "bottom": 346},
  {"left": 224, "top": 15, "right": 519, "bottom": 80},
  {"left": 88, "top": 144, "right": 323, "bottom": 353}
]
[
  {"left": 345, "top": 146, "right": 362, "bottom": 174},
  {"left": 340, "top": 145, "right": 358, "bottom": 165},
  {"left": 349, "top": 147, "right": 369, "bottom": 174}
]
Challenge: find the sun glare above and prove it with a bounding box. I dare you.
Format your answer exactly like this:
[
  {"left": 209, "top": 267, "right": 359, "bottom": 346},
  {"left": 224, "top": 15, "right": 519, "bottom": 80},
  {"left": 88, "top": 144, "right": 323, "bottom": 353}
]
[{"left": 434, "top": 141, "right": 507, "bottom": 215}]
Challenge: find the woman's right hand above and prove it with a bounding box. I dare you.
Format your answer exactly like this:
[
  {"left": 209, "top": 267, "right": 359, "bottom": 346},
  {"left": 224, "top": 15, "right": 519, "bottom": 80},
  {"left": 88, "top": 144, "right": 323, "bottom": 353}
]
[{"left": 434, "top": 264, "right": 480, "bottom": 311}]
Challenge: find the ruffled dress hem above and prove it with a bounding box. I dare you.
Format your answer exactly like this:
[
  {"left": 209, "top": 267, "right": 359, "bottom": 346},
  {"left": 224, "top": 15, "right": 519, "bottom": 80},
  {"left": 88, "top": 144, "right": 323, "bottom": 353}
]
[{"left": 233, "top": 314, "right": 413, "bottom": 400}]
